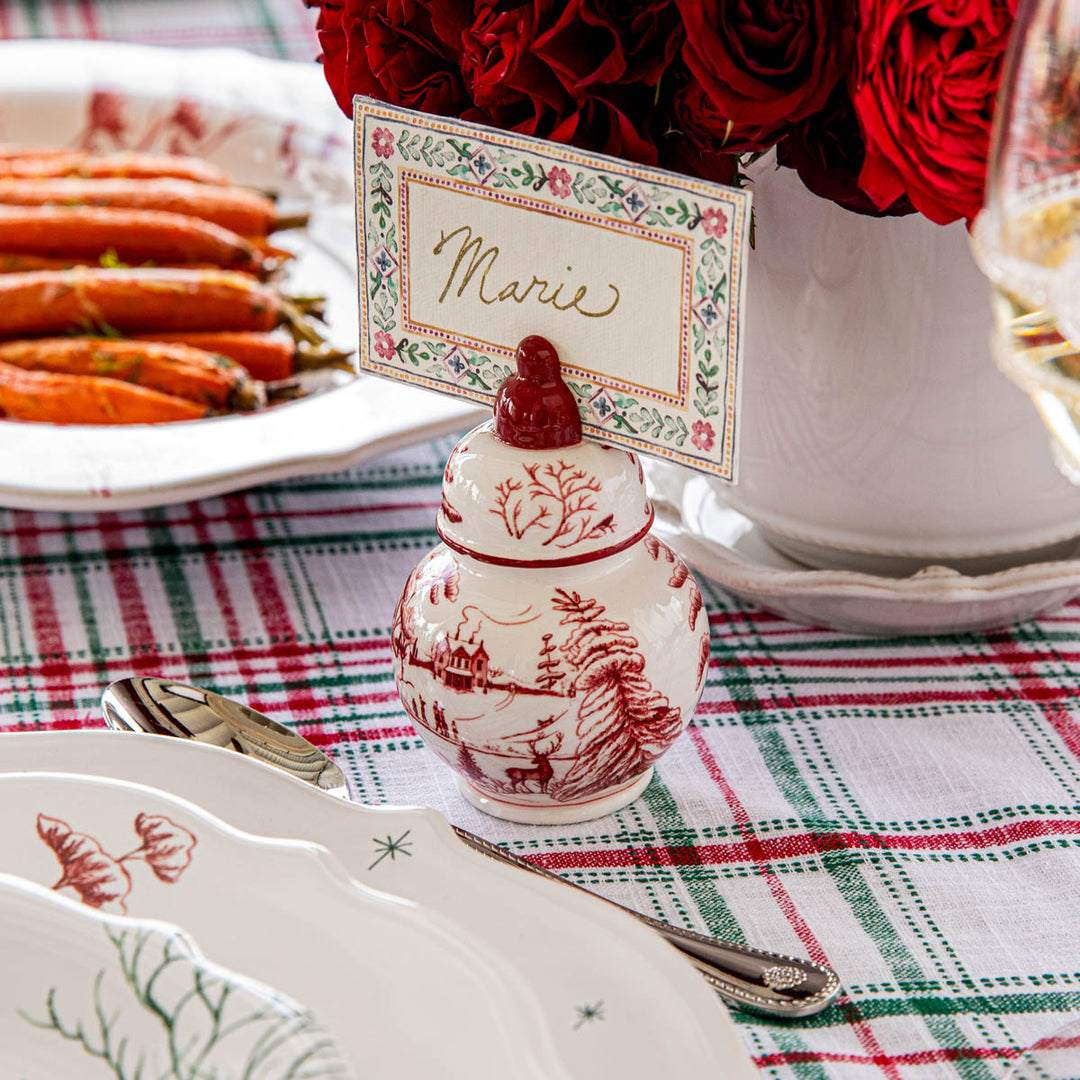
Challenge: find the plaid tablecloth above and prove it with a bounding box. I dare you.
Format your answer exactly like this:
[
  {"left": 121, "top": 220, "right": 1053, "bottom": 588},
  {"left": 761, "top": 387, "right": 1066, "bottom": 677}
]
[{"left": 1, "top": 6, "right": 1079, "bottom": 1079}]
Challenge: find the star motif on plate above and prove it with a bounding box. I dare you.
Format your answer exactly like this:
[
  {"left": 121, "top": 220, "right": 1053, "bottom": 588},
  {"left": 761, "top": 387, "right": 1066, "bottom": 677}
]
[
  {"left": 369, "top": 830, "right": 413, "bottom": 870},
  {"left": 573, "top": 1001, "right": 604, "bottom": 1029}
]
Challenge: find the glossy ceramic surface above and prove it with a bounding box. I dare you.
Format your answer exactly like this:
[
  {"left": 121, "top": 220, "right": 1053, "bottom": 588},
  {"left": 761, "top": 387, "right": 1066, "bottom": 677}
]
[
  {"left": 394, "top": 413, "right": 708, "bottom": 823},
  {"left": 437, "top": 420, "right": 653, "bottom": 563},
  {"left": 649, "top": 459, "right": 1080, "bottom": 635},
  {"left": 0, "top": 41, "right": 481, "bottom": 511},
  {"left": 0, "top": 771, "right": 564, "bottom": 1079},
  {"left": 0, "top": 873, "right": 353, "bottom": 1079},
  {"left": 0, "top": 732, "right": 757, "bottom": 1080},
  {"left": 729, "top": 157, "right": 1080, "bottom": 570}
]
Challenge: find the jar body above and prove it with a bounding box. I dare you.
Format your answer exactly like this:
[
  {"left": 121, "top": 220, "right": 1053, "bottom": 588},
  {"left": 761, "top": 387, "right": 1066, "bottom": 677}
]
[{"left": 391, "top": 536, "right": 709, "bottom": 824}]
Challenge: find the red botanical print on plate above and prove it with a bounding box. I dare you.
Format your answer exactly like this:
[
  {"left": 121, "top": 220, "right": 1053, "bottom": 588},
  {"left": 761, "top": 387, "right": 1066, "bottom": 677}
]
[
  {"left": 37, "top": 811, "right": 196, "bottom": 914},
  {"left": 491, "top": 460, "right": 616, "bottom": 548},
  {"left": 71, "top": 90, "right": 301, "bottom": 176}
]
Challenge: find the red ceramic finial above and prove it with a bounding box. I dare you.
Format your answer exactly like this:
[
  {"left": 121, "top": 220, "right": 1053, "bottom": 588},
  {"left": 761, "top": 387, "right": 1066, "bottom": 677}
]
[{"left": 493, "top": 335, "right": 582, "bottom": 449}]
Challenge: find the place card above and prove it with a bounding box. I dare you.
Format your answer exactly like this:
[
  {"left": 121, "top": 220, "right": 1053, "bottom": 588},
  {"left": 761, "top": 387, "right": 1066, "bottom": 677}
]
[{"left": 354, "top": 97, "right": 751, "bottom": 482}]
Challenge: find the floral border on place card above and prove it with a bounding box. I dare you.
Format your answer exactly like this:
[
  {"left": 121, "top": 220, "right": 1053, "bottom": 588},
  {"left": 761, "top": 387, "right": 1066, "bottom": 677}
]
[{"left": 355, "top": 96, "right": 751, "bottom": 482}]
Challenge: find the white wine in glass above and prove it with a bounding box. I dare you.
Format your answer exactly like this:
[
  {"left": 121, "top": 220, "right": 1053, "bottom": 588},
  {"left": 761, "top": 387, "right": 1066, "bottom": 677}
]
[{"left": 972, "top": 0, "right": 1080, "bottom": 481}]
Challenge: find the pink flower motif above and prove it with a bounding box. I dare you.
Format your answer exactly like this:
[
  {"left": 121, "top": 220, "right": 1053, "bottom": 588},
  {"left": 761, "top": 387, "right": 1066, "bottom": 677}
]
[
  {"left": 80, "top": 91, "right": 127, "bottom": 147},
  {"left": 547, "top": 165, "right": 572, "bottom": 199},
  {"left": 702, "top": 207, "right": 728, "bottom": 240},
  {"left": 37, "top": 814, "right": 132, "bottom": 912},
  {"left": 371, "top": 126, "right": 395, "bottom": 159},
  {"left": 691, "top": 420, "right": 715, "bottom": 452},
  {"left": 167, "top": 100, "right": 206, "bottom": 141},
  {"left": 374, "top": 330, "right": 396, "bottom": 361},
  {"left": 132, "top": 813, "right": 196, "bottom": 883}
]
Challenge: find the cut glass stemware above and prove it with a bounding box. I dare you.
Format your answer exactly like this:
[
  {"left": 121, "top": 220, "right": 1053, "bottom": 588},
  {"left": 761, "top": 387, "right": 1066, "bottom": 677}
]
[{"left": 972, "top": 0, "right": 1080, "bottom": 481}]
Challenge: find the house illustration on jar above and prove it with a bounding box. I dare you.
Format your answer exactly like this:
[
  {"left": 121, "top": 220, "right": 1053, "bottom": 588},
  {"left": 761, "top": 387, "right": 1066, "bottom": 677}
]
[{"left": 432, "top": 635, "right": 490, "bottom": 693}]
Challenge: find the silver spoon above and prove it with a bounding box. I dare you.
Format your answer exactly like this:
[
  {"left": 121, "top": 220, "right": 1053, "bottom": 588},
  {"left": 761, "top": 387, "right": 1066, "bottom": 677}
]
[{"left": 101, "top": 675, "right": 841, "bottom": 1019}]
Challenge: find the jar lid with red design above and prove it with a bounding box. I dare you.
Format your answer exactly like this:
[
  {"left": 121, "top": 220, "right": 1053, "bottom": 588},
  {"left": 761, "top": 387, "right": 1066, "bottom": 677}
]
[{"left": 436, "top": 336, "right": 653, "bottom": 567}]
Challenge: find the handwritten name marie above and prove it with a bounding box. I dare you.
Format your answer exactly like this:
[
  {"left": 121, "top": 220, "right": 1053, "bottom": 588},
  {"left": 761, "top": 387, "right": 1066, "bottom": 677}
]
[{"left": 432, "top": 225, "right": 620, "bottom": 319}]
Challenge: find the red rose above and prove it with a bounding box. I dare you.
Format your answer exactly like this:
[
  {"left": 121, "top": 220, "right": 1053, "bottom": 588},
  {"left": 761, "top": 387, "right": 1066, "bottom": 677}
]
[
  {"left": 852, "top": 0, "right": 1016, "bottom": 224},
  {"left": 311, "top": 0, "right": 473, "bottom": 119},
  {"left": 673, "top": 0, "right": 858, "bottom": 151},
  {"left": 460, "top": 3, "right": 570, "bottom": 137},
  {"left": 460, "top": 1, "right": 664, "bottom": 165},
  {"left": 661, "top": 79, "right": 740, "bottom": 184},
  {"left": 778, "top": 85, "right": 914, "bottom": 216},
  {"left": 531, "top": 0, "right": 683, "bottom": 96}
]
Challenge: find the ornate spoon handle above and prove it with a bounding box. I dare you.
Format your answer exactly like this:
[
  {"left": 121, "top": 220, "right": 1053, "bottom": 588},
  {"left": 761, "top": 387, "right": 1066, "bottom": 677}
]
[
  {"left": 450, "top": 826, "right": 840, "bottom": 1018},
  {"left": 101, "top": 676, "right": 841, "bottom": 1018}
]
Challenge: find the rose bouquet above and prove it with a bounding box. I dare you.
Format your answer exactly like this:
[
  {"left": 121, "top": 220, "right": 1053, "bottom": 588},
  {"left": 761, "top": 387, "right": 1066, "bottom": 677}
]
[{"left": 306, "top": 0, "right": 1017, "bottom": 226}]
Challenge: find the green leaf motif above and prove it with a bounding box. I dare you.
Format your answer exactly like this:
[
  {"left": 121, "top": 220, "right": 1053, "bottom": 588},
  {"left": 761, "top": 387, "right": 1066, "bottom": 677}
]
[
  {"left": 632, "top": 408, "right": 689, "bottom": 447},
  {"left": 372, "top": 287, "right": 396, "bottom": 333},
  {"left": 514, "top": 160, "right": 549, "bottom": 191},
  {"left": 699, "top": 236, "right": 727, "bottom": 283}
]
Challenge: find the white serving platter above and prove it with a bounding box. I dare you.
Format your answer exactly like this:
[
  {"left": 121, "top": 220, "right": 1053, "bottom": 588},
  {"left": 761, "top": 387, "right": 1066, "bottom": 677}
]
[
  {"left": 0, "top": 40, "right": 483, "bottom": 511},
  {"left": 0, "top": 872, "right": 353, "bottom": 1079},
  {"left": 0, "top": 731, "right": 758, "bottom": 1079}
]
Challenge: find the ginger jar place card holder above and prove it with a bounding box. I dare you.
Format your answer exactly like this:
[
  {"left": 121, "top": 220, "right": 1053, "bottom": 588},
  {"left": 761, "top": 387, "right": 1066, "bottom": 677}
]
[
  {"left": 392, "top": 337, "right": 710, "bottom": 824},
  {"left": 356, "top": 98, "right": 750, "bottom": 822}
]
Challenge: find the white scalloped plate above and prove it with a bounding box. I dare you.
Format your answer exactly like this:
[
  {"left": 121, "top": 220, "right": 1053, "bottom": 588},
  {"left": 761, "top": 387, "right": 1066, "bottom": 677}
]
[
  {"left": 0, "top": 771, "right": 569, "bottom": 1078},
  {"left": 0, "top": 733, "right": 757, "bottom": 1079},
  {"left": 0, "top": 872, "right": 353, "bottom": 1079},
  {"left": 0, "top": 40, "right": 482, "bottom": 511},
  {"left": 647, "top": 460, "right": 1080, "bottom": 635}
]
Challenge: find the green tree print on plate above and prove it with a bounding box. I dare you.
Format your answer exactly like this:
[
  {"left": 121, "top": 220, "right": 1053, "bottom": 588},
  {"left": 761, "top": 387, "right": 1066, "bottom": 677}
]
[{"left": 22, "top": 925, "right": 351, "bottom": 1079}]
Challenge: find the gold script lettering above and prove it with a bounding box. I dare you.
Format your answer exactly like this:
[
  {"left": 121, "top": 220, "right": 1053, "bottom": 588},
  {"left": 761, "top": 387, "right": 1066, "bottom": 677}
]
[{"left": 432, "top": 226, "right": 619, "bottom": 318}]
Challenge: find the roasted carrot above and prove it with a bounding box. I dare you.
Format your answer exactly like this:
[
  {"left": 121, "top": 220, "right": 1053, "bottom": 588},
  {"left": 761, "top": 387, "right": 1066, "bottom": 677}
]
[
  {"left": 0, "top": 177, "right": 281, "bottom": 235},
  {"left": 0, "top": 359, "right": 207, "bottom": 424},
  {"left": 0, "top": 268, "right": 285, "bottom": 337},
  {"left": 0, "top": 254, "right": 236, "bottom": 274},
  {"left": 127, "top": 331, "right": 354, "bottom": 381},
  {"left": 129, "top": 330, "right": 296, "bottom": 381},
  {"left": 0, "top": 338, "right": 264, "bottom": 410},
  {"left": 0, "top": 151, "right": 230, "bottom": 185},
  {"left": 0, "top": 205, "right": 261, "bottom": 271}
]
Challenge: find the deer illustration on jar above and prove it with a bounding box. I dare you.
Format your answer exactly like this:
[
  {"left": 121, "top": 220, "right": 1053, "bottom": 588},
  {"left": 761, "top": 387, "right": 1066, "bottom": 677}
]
[{"left": 391, "top": 335, "right": 710, "bottom": 824}]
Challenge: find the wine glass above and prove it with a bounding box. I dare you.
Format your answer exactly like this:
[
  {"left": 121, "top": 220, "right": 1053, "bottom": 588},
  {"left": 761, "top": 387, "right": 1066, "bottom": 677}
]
[
  {"left": 972, "top": 0, "right": 1080, "bottom": 482},
  {"left": 1004, "top": 1017, "right": 1080, "bottom": 1079}
]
